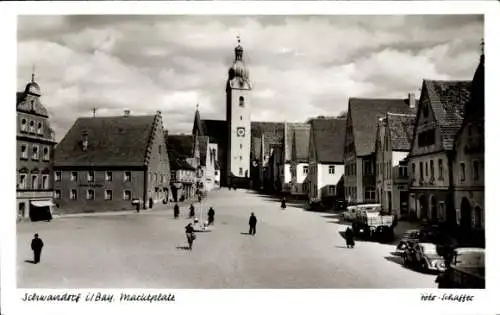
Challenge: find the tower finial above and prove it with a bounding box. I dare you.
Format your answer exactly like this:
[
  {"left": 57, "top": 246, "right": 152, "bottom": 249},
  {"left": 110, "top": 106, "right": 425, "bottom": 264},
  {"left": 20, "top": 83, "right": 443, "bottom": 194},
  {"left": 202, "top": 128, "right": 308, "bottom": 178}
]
[{"left": 31, "top": 64, "right": 36, "bottom": 82}]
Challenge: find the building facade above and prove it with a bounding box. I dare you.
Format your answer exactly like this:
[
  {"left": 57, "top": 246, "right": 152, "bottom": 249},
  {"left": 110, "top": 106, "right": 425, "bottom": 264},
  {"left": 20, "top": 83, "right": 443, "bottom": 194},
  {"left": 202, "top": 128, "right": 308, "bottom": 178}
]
[
  {"left": 166, "top": 134, "right": 197, "bottom": 202},
  {"left": 54, "top": 112, "right": 170, "bottom": 213},
  {"left": 16, "top": 74, "right": 57, "bottom": 221},
  {"left": 308, "top": 118, "right": 346, "bottom": 205},
  {"left": 408, "top": 80, "right": 471, "bottom": 225},
  {"left": 289, "top": 123, "right": 310, "bottom": 196},
  {"left": 452, "top": 52, "right": 484, "bottom": 232},
  {"left": 375, "top": 111, "right": 416, "bottom": 218},
  {"left": 344, "top": 97, "right": 415, "bottom": 205}
]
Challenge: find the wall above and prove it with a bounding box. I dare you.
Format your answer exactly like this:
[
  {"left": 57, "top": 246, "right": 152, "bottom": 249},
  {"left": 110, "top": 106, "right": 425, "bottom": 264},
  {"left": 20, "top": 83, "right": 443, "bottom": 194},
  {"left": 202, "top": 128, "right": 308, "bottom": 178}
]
[
  {"left": 410, "top": 96, "right": 443, "bottom": 157},
  {"left": 291, "top": 162, "right": 309, "bottom": 195},
  {"left": 409, "top": 152, "right": 449, "bottom": 189},
  {"left": 145, "top": 115, "right": 171, "bottom": 204},
  {"left": 318, "top": 163, "right": 344, "bottom": 199},
  {"left": 53, "top": 168, "right": 145, "bottom": 213}
]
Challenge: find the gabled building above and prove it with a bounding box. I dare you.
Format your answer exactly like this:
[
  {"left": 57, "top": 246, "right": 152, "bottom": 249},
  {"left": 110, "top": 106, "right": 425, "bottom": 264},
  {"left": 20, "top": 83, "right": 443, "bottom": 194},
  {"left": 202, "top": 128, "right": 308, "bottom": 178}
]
[
  {"left": 53, "top": 111, "right": 170, "bottom": 213},
  {"left": 308, "top": 118, "right": 346, "bottom": 205},
  {"left": 166, "top": 134, "right": 197, "bottom": 202},
  {"left": 452, "top": 51, "right": 484, "bottom": 234},
  {"left": 344, "top": 97, "right": 416, "bottom": 205},
  {"left": 408, "top": 80, "right": 471, "bottom": 225},
  {"left": 290, "top": 123, "right": 311, "bottom": 196},
  {"left": 375, "top": 111, "right": 416, "bottom": 218},
  {"left": 16, "top": 74, "right": 57, "bottom": 221}
]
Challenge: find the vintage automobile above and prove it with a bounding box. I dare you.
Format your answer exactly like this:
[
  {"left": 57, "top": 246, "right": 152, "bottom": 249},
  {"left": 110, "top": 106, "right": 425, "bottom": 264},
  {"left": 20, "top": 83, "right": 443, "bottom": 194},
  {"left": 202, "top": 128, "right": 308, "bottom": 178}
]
[
  {"left": 402, "top": 242, "right": 446, "bottom": 272},
  {"left": 395, "top": 225, "right": 443, "bottom": 253},
  {"left": 396, "top": 229, "right": 421, "bottom": 252},
  {"left": 343, "top": 206, "right": 357, "bottom": 221},
  {"left": 436, "top": 247, "right": 485, "bottom": 289},
  {"left": 351, "top": 204, "right": 393, "bottom": 240}
]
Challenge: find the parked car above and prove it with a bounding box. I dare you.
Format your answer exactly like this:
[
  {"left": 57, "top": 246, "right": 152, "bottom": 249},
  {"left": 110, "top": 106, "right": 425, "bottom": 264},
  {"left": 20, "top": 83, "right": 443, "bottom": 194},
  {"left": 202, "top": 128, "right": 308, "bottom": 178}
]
[
  {"left": 402, "top": 242, "right": 446, "bottom": 272},
  {"left": 396, "top": 225, "right": 444, "bottom": 253},
  {"left": 396, "top": 229, "right": 421, "bottom": 253},
  {"left": 436, "top": 247, "right": 485, "bottom": 289},
  {"left": 374, "top": 225, "right": 394, "bottom": 243}
]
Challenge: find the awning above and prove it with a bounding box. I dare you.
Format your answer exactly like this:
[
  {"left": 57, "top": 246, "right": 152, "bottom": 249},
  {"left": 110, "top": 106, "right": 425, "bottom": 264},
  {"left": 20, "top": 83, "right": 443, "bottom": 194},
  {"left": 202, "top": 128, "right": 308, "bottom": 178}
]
[{"left": 30, "top": 200, "right": 54, "bottom": 207}]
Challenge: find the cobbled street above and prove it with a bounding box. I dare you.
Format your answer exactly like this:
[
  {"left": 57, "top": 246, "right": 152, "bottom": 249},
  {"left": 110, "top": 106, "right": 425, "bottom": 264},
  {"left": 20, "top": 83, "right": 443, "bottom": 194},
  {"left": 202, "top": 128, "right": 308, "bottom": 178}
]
[{"left": 17, "top": 189, "right": 436, "bottom": 288}]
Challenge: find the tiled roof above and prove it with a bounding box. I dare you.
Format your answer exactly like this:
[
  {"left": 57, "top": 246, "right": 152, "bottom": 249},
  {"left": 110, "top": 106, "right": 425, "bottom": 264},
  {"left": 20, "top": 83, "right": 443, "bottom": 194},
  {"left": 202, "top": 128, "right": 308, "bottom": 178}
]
[
  {"left": 310, "top": 118, "right": 345, "bottom": 163},
  {"left": 251, "top": 121, "right": 285, "bottom": 158},
  {"left": 285, "top": 123, "right": 309, "bottom": 162},
  {"left": 167, "top": 149, "right": 195, "bottom": 171},
  {"left": 54, "top": 115, "right": 157, "bottom": 167},
  {"left": 200, "top": 119, "right": 227, "bottom": 147},
  {"left": 349, "top": 98, "right": 416, "bottom": 156},
  {"left": 387, "top": 113, "right": 416, "bottom": 151},
  {"left": 292, "top": 125, "right": 311, "bottom": 162},
  {"left": 423, "top": 80, "right": 472, "bottom": 150},
  {"left": 167, "top": 135, "right": 193, "bottom": 159}
]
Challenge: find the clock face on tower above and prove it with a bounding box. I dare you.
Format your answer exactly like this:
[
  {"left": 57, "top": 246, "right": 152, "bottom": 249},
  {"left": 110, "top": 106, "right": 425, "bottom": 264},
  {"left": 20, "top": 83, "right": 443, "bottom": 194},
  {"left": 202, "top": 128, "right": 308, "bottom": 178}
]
[{"left": 236, "top": 127, "right": 246, "bottom": 137}]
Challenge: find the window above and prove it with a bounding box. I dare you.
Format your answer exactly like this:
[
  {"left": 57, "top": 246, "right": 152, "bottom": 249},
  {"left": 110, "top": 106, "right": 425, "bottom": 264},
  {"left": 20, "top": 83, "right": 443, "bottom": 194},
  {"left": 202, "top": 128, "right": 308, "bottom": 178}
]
[
  {"left": 425, "top": 162, "right": 428, "bottom": 177},
  {"left": 460, "top": 163, "right": 466, "bottom": 181},
  {"left": 239, "top": 168, "right": 243, "bottom": 176},
  {"left": 438, "top": 159, "right": 443, "bottom": 179},
  {"left": 55, "top": 171, "right": 61, "bottom": 182},
  {"left": 29, "top": 120, "right": 35, "bottom": 133},
  {"left": 42, "top": 175, "right": 49, "bottom": 189},
  {"left": 87, "top": 171, "right": 95, "bottom": 182},
  {"left": 21, "top": 118, "right": 27, "bottom": 132},
  {"left": 328, "top": 185, "right": 336, "bottom": 194},
  {"left": 473, "top": 160, "right": 479, "bottom": 181},
  {"left": 303, "top": 165, "right": 309, "bottom": 175},
  {"left": 31, "top": 175, "right": 38, "bottom": 189},
  {"left": 54, "top": 190, "right": 61, "bottom": 199},
  {"left": 106, "top": 171, "right": 112, "bottom": 182},
  {"left": 239, "top": 96, "right": 245, "bottom": 107},
  {"left": 215, "top": 171, "right": 218, "bottom": 176},
  {"left": 363, "top": 160, "right": 373, "bottom": 175},
  {"left": 37, "top": 122, "right": 42, "bottom": 134},
  {"left": 86, "top": 189, "right": 95, "bottom": 200},
  {"left": 430, "top": 160, "right": 434, "bottom": 179},
  {"left": 412, "top": 163, "right": 416, "bottom": 180},
  {"left": 124, "top": 171, "right": 131, "bottom": 182},
  {"left": 70, "top": 189, "right": 77, "bottom": 200},
  {"left": 240, "top": 116, "right": 243, "bottom": 121},
  {"left": 19, "top": 174, "right": 27, "bottom": 189},
  {"left": 329, "top": 165, "right": 335, "bottom": 174},
  {"left": 240, "top": 144, "right": 243, "bottom": 149},
  {"left": 364, "top": 186, "right": 376, "bottom": 200},
  {"left": 398, "top": 165, "right": 408, "bottom": 178},
  {"left": 32, "top": 145, "right": 39, "bottom": 160},
  {"left": 123, "top": 190, "right": 131, "bottom": 200},
  {"left": 43, "top": 147, "right": 49, "bottom": 161},
  {"left": 71, "top": 172, "right": 78, "bottom": 182},
  {"left": 105, "top": 190, "right": 113, "bottom": 200},
  {"left": 20, "top": 144, "right": 28, "bottom": 159},
  {"left": 419, "top": 162, "right": 423, "bottom": 180},
  {"left": 240, "top": 156, "right": 243, "bottom": 161}
]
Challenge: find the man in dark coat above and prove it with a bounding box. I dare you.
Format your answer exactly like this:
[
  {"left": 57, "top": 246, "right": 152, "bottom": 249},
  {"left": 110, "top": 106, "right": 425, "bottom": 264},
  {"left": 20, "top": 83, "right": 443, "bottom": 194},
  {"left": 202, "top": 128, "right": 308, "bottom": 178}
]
[
  {"left": 174, "top": 203, "right": 180, "bottom": 219},
  {"left": 207, "top": 207, "right": 215, "bottom": 225},
  {"left": 31, "top": 233, "right": 44, "bottom": 263},
  {"left": 185, "top": 223, "right": 195, "bottom": 250},
  {"left": 345, "top": 227, "right": 355, "bottom": 248},
  {"left": 189, "top": 204, "right": 195, "bottom": 218},
  {"left": 249, "top": 212, "right": 257, "bottom": 235}
]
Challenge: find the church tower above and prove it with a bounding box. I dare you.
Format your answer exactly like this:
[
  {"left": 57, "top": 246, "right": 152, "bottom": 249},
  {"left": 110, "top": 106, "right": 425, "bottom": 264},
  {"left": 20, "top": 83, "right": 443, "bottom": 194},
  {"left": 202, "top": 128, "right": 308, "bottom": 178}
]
[{"left": 226, "top": 36, "right": 252, "bottom": 182}]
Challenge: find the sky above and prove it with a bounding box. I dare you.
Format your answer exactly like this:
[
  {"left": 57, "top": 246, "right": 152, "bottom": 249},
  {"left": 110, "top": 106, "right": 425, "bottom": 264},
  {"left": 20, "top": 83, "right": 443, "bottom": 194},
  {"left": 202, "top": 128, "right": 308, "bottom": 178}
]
[{"left": 17, "top": 15, "right": 483, "bottom": 142}]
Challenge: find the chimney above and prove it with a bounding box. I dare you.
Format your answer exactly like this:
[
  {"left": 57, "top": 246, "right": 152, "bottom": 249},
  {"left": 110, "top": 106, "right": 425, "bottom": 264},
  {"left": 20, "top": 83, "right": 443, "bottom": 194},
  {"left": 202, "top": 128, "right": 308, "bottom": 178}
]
[
  {"left": 123, "top": 109, "right": 130, "bottom": 117},
  {"left": 81, "top": 130, "right": 88, "bottom": 152},
  {"left": 408, "top": 92, "right": 416, "bottom": 108}
]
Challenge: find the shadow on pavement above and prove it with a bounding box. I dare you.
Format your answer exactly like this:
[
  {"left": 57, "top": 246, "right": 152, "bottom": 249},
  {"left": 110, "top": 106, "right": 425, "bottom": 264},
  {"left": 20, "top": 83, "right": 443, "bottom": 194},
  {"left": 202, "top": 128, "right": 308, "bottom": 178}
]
[
  {"left": 334, "top": 245, "right": 353, "bottom": 249},
  {"left": 176, "top": 246, "right": 191, "bottom": 250},
  {"left": 193, "top": 229, "right": 212, "bottom": 233},
  {"left": 240, "top": 232, "right": 251, "bottom": 235},
  {"left": 24, "top": 260, "right": 36, "bottom": 264}
]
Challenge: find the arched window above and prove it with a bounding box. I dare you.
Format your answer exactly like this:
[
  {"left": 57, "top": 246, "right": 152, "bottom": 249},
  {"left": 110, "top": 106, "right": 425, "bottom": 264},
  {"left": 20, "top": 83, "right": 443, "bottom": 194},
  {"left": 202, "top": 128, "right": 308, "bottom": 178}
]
[{"left": 239, "top": 96, "right": 244, "bottom": 107}]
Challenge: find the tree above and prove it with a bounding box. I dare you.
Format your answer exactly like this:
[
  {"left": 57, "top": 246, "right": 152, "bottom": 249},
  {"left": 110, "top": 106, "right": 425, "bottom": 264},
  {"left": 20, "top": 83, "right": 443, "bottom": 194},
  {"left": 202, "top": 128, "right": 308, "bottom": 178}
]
[{"left": 336, "top": 110, "right": 347, "bottom": 118}]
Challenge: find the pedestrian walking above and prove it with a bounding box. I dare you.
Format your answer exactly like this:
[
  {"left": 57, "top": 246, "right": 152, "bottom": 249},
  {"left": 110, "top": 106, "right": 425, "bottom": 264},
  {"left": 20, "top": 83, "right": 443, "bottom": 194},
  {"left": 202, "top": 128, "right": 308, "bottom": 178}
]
[
  {"left": 208, "top": 207, "right": 215, "bottom": 225},
  {"left": 189, "top": 204, "right": 195, "bottom": 218},
  {"left": 31, "top": 233, "right": 44, "bottom": 263},
  {"left": 174, "top": 203, "right": 180, "bottom": 219},
  {"left": 281, "top": 197, "right": 286, "bottom": 209},
  {"left": 249, "top": 212, "right": 257, "bottom": 235},
  {"left": 345, "top": 227, "right": 355, "bottom": 248},
  {"left": 185, "top": 223, "right": 196, "bottom": 250}
]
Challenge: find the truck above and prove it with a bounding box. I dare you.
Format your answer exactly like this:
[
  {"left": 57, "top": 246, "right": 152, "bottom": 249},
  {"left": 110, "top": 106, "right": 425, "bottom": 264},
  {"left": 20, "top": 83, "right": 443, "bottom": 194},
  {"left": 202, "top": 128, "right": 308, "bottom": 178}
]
[
  {"left": 351, "top": 204, "right": 394, "bottom": 240},
  {"left": 436, "top": 247, "right": 485, "bottom": 289}
]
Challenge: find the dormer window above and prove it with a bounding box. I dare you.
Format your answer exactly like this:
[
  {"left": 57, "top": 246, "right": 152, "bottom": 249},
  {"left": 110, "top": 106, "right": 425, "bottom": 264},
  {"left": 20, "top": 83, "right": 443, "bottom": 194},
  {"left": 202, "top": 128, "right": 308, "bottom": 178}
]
[
  {"left": 29, "top": 120, "right": 35, "bottom": 133},
  {"left": 239, "top": 96, "right": 245, "bottom": 107},
  {"left": 37, "top": 122, "right": 43, "bottom": 134}
]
